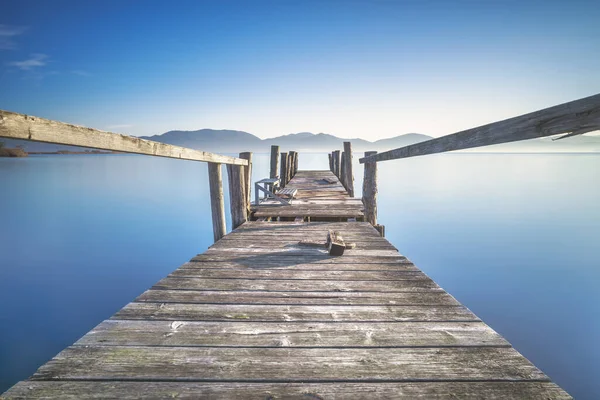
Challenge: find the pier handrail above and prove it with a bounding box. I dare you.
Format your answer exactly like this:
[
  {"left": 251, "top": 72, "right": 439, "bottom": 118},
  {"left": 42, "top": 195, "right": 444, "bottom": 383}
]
[
  {"left": 359, "top": 93, "right": 600, "bottom": 164},
  {"left": 0, "top": 110, "right": 247, "bottom": 166}
]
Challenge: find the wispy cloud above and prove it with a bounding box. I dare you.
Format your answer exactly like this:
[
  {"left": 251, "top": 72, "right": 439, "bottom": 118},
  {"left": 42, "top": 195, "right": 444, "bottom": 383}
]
[
  {"left": 71, "top": 70, "right": 92, "bottom": 77},
  {"left": 8, "top": 53, "right": 48, "bottom": 71},
  {"left": 0, "top": 25, "right": 27, "bottom": 50},
  {"left": 106, "top": 124, "right": 134, "bottom": 130}
]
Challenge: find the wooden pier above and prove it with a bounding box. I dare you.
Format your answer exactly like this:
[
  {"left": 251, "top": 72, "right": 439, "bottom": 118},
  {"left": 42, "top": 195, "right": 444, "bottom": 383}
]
[
  {"left": 3, "top": 171, "right": 569, "bottom": 398},
  {"left": 2, "top": 94, "right": 595, "bottom": 398}
]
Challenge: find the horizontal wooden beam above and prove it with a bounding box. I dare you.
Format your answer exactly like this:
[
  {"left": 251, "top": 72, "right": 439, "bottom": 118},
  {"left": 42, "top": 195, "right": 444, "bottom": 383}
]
[
  {"left": 0, "top": 110, "right": 248, "bottom": 166},
  {"left": 360, "top": 93, "right": 600, "bottom": 163}
]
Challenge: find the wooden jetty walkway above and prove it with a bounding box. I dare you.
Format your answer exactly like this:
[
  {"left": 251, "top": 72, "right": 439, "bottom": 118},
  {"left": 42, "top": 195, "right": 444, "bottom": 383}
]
[
  {"left": 2, "top": 94, "right": 596, "bottom": 398},
  {"left": 2, "top": 171, "right": 570, "bottom": 398}
]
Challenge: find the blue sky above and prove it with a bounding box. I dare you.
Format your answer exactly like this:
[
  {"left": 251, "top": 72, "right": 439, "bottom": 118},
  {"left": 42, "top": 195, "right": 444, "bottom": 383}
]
[{"left": 1, "top": 0, "right": 599, "bottom": 139}]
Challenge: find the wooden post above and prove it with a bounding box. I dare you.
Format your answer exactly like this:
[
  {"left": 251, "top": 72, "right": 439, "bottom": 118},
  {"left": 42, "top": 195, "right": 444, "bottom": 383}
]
[
  {"left": 270, "top": 145, "right": 279, "bottom": 179},
  {"left": 340, "top": 151, "right": 347, "bottom": 190},
  {"left": 294, "top": 151, "right": 299, "bottom": 175},
  {"left": 362, "top": 151, "right": 377, "bottom": 226},
  {"left": 208, "top": 162, "right": 226, "bottom": 242},
  {"left": 280, "top": 152, "right": 288, "bottom": 188},
  {"left": 287, "top": 153, "right": 293, "bottom": 184},
  {"left": 226, "top": 164, "right": 247, "bottom": 230},
  {"left": 343, "top": 141, "right": 354, "bottom": 197},
  {"left": 328, "top": 153, "right": 333, "bottom": 172},
  {"left": 333, "top": 150, "right": 341, "bottom": 178},
  {"left": 239, "top": 152, "right": 252, "bottom": 216},
  {"left": 289, "top": 151, "right": 296, "bottom": 179}
]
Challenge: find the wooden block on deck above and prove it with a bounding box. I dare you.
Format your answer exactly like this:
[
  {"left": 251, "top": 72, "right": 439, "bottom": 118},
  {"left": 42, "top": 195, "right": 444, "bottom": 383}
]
[{"left": 327, "top": 230, "right": 346, "bottom": 256}]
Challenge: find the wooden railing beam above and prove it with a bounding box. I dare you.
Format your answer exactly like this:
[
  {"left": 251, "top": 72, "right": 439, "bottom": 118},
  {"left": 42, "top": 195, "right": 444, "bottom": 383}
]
[
  {"left": 0, "top": 110, "right": 247, "bottom": 166},
  {"left": 360, "top": 93, "right": 600, "bottom": 164}
]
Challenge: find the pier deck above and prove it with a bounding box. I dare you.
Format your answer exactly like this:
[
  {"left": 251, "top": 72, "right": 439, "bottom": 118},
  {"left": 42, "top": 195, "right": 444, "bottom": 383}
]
[
  {"left": 252, "top": 170, "right": 364, "bottom": 221},
  {"left": 3, "top": 171, "right": 570, "bottom": 399}
]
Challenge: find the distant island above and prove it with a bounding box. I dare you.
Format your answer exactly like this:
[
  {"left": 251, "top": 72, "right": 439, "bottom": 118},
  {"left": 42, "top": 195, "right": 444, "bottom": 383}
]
[
  {"left": 0, "top": 147, "right": 28, "bottom": 157},
  {"left": 2, "top": 129, "right": 599, "bottom": 154}
]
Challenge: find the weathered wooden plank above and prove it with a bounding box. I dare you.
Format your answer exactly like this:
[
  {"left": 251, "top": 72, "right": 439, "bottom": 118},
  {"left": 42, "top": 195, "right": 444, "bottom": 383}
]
[
  {"left": 169, "top": 268, "right": 426, "bottom": 280},
  {"left": 113, "top": 303, "right": 475, "bottom": 322},
  {"left": 153, "top": 276, "right": 442, "bottom": 292},
  {"left": 208, "top": 240, "right": 397, "bottom": 252},
  {"left": 191, "top": 254, "right": 410, "bottom": 264},
  {"left": 363, "top": 150, "right": 378, "bottom": 226},
  {"left": 0, "top": 110, "right": 248, "bottom": 165},
  {"left": 135, "top": 289, "right": 455, "bottom": 305},
  {"left": 234, "top": 221, "right": 377, "bottom": 230},
  {"left": 207, "top": 163, "right": 226, "bottom": 242},
  {"left": 3, "top": 381, "right": 572, "bottom": 399},
  {"left": 203, "top": 247, "right": 399, "bottom": 257},
  {"left": 77, "top": 320, "right": 507, "bottom": 347},
  {"left": 360, "top": 93, "right": 600, "bottom": 163},
  {"left": 31, "top": 347, "right": 546, "bottom": 381},
  {"left": 252, "top": 208, "right": 364, "bottom": 218},
  {"left": 184, "top": 260, "right": 416, "bottom": 271}
]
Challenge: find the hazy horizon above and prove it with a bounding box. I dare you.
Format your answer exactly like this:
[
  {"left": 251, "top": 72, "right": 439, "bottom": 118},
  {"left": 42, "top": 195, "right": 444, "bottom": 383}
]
[{"left": 1, "top": 1, "right": 600, "bottom": 140}]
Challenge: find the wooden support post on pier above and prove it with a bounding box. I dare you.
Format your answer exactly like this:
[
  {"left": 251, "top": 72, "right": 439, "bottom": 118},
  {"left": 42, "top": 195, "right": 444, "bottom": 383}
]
[
  {"left": 333, "top": 150, "right": 341, "bottom": 178},
  {"left": 328, "top": 153, "right": 333, "bottom": 172},
  {"left": 226, "top": 163, "right": 247, "bottom": 229},
  {"left": 362, "top": 151, "right": 378, "bottom": 227},
  {"left": 288, "top": 153, "right": 293, "bottom": 183},
  {"left": 280, "top": 152, "right": 288, "bottom": 188},
  {"left": 289, "top": 151, "right": 297, "bottom": 179},
  {"left": 239, "top": 152, "right": 252, "bottom": 216},
  {"left": 270, "top": 145, "right": 279, "bottom": 179},
  {"left": 207, "top": 162, "right": 226, "bottom": 242},
  {"left": 340, "top": 151, "right": 347, "bottom": 190},
  {"left": 294, "top": 151, "right": 299, "bottom": 175},
  {"left": 343, "top": 141, "right": 354, "bottom": 197}
]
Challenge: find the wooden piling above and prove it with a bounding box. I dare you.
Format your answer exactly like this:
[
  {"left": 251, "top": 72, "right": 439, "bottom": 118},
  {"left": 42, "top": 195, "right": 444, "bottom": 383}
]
[
  {"left": 270, "top": 145, "right": 279, "bottom": 179},
  {"left": 239, "top": 152, "right": 252, "bottom": 216},
  {"left": 288, "top": 153, "right": 293, "bottom": 183},
  {"left": 343, "top": 141, "right": 354, "bottom": 197},
  {"left": 328, "top": 153, "right": 333, "bottom": 172},
  {"left": 207, "top": 162, "right": 226, "bottom": 242},
  {"left": 226, "top": 164, "right": 247, "bottom": 229},
  {"left": 340, "top": 151, "right": 347, "bottom": 190},
  {"left": 280, "top": 152, "right": 288, "bottom": 188},
  {"left": 289, "top": 151, "right": 296, "bottom": 179},
  {"left": 362, "top": 151, "right": 377, "bottom": 227},
  {"left": 294, "top": 151, "right": 299, "bottom": 175},
  {"left": 333, "top": 150, "right": 341, "bottom": 178}
]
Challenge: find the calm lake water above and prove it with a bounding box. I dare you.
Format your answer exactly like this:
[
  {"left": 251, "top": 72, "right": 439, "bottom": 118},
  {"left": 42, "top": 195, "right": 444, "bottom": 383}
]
[{"left": 1, "top": 152, "right": 599, "bottom": 398}]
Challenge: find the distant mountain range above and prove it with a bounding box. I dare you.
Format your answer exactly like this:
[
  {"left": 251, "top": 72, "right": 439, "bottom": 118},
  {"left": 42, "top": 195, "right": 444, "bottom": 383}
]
[
  {"left": 139, "top": 130, "right": 433, "bottom": 153},
  {"left": 2, "top": 128, "right": 600, "bottom": 154}
]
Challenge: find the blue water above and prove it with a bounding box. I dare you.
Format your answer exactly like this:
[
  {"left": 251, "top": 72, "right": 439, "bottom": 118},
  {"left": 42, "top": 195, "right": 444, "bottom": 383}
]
[{"left": 1, "top": 153, "right": 599, "bottom": 398}]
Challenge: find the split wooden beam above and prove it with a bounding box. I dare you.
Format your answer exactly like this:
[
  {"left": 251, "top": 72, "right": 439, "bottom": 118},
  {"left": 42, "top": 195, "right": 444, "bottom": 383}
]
[
  {"left": 360, "top": 93, "right": 600, "bottom": 164},
  {"left": 0, "top": 110, "right": 247, "bottom": 166},
  {"left": 207, "top": 163, "right": 226, "bottom": 242},
  {"left": 332, "top": 150, "right": 341, "bottom": 178},
  {"left": 226, "top": 163, "right": 247, "bottom": 230}
]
